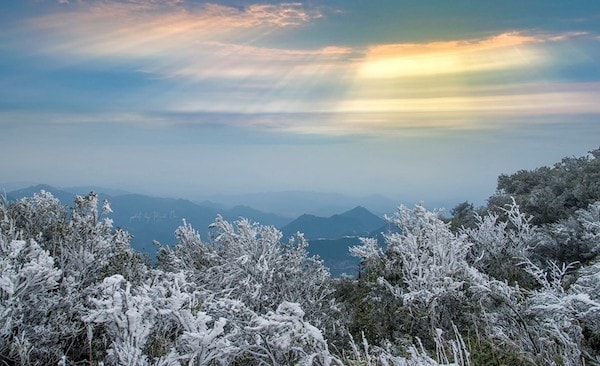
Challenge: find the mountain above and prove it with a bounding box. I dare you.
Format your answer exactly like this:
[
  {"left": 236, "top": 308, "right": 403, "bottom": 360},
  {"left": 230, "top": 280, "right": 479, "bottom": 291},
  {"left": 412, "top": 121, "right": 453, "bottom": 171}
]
[
  {"left": 105, "top": 194, "right": 219, "bottom": 255},
  {"left": 6, "top": 185, "right": 292, "bottom": 260},
  {"left": 205, "top": 191, "right": 397, "bottom": 218},
  {"left": 6, "top": 184, "right": 77, "bottom": 205},
  {"left": 282, "top": 206, "right": 386, "bottom": 240},
  {"left": 63, "top": 185, "right": 132, "bottom": 197},
  {"left": 6, "top": 185, "right": 390, "bottom": 276},
  {"left": 307, "top": 237, "right": 363, "bottom": 277},
  {"left": 227, "top": 205, "right": 291, "bottom": 228},
  {"left": 281, "top": 206, "right": 388, "bottom": 276},
  {"left": 108, "top": 198, "right": 291, "bottom": 250}
]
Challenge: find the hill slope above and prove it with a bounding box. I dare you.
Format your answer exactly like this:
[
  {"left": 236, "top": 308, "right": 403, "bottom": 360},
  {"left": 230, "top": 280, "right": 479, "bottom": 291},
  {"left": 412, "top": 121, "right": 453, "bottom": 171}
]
[
  {"left": 7, "top": 185, "right": 291, "bottom": 259},
  {"left": 282, "top": 206, "right": 386, "bottom": 240}
]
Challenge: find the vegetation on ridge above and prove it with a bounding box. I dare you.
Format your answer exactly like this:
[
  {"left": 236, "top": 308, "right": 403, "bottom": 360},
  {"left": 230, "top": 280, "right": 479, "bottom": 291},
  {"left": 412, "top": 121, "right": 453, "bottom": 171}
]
[{"left": 1, "top": 148, "right": 599, "bottom": 365}]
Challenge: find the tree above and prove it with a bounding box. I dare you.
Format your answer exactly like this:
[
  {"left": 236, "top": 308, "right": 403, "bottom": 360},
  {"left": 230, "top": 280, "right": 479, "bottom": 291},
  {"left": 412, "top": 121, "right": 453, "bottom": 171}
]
[
  {"left": 449, "top": 201, "right": 478, "bottom": 232},
  {"left": 490, "top": 147, "right": 600, "bottom": 225},
  {"left": 534, "top": 201, "right": 600, "bottom": 267}
]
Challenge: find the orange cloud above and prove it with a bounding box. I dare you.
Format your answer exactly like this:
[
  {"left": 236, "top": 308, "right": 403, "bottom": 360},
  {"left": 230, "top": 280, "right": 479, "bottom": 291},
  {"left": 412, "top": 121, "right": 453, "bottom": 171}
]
[
  {"left": 358, "top": 32, "right": 546, "bottom": 78},
  {"left": 245, "top": 2, "right": 322, "bottom": 27},
  {"left": 17, "top": 2, "right": 352, "bottom": 120},
  {"left": 29, "top": 1, "right": 322, "bottom": 55},
  {"left": 28, "top": 1, "right": 334, "bottom": 80}
]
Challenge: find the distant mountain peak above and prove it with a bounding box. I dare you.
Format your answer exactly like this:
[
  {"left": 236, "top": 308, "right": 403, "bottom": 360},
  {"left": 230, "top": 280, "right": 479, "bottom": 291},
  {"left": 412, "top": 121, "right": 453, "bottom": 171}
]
[
  {"left": 28, "top": 183, "right": 57, "bottom": 191},
  {"left": 341, "top": 206, "right": 371, "bottom": 215},
  {"left": 7, "top": 184, "right": 76, "bottom": 205},
  {"left": 203, "top": 191, "right": 397, "bottom": 218},
  {"left": 282, "top": 206, "right": 385, "bottom": 240},
  {"left": 298, "top": 213, "right": 318, "bottom": 219}
]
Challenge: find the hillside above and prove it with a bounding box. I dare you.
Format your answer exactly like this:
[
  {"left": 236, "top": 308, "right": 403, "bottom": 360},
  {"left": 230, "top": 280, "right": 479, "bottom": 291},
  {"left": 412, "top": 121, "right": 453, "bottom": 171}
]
[
  {"left": 281, "top": 206, "right": 386, "bottom": 240},
  {"left": 7, "top": 186, "right": 386, "bottom": 272},
  {"left": 207, "top": 191, "right": 397, "bottom": 217},
  {"left": 307, "top": 237, "right": 363, "bottom": 277},
  {"left": 7, "top": 185, "right": 292, "bottom": 258}
]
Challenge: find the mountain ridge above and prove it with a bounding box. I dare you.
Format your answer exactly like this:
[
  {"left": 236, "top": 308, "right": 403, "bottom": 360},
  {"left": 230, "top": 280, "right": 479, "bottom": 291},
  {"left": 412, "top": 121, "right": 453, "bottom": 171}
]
[
  {"left": 6, "top": 185, "right": 292, "bottom": 258},
  {"left": 204, "top": 190, "right": 397, "bottom": 217},
  {"left": 281, "top": 205, "right": 386, "bottom": 240},
  {"left": 6, "top": 184, "right": 391, "bottom": 275}
]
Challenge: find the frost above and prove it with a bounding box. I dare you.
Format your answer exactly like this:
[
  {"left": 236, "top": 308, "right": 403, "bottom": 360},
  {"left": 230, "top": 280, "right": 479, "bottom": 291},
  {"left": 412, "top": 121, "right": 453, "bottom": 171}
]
[
  {"left": 246, "top": 301, "right": 339, "bottom": 365},
  {"left": 2, "top": 189, "right": 600, "bottom": 364},
  {"left": 381, "top": 204, "right": 474, "bottom": 320},
  {"left": 102, "top": 200, "right": 113, "bottom": 214},
  {"left": 350, "top": 237, "right": 383, "bottom": 271}
]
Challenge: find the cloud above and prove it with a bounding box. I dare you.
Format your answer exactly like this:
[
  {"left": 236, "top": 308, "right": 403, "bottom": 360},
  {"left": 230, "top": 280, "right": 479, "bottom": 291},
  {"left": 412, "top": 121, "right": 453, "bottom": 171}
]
[
  {"left": 357, "top": 32, "right": 548, "bottom": 78},
  {"left": 334, "top": 88, "right": 600, "bottom": 115},
  {"left": 244, "top": 2, "right": 322, "bottom": 27},
  {"left": 280, "top": 79, "right": 600, "bottom": 136},
  {"left": 33, "top": 1, "right": 322, "bottom": 42},
  {"left": 149, "top": 42, "right": 353, "bottom": 81},
  {"left": 28, "top": 1, "right": 341, "bottom": 81},
  {"left": 14, "top": 3, "right": 600, "bottom": 137}
]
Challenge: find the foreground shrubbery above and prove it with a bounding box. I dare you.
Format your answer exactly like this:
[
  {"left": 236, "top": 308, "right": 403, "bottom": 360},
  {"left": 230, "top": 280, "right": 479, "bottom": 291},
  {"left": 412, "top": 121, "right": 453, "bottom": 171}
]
[{"left": 1, "top": 149, "right": 600, "bottom": 365}]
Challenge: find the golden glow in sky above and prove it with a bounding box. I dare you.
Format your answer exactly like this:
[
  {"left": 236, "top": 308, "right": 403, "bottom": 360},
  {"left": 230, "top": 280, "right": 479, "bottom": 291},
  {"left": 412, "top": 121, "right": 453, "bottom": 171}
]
[
  {"left": 21, "top": 2, "right": 600, "bottom": 135},
  {"left": 358, "top": 33, "right": 542, "bottom": 78}
]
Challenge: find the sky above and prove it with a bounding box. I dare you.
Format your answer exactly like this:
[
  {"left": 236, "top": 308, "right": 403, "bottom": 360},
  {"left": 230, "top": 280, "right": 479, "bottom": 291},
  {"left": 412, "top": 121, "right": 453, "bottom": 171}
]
[{"left": 1, "top": 0, "right": 600, "bottom": 207}]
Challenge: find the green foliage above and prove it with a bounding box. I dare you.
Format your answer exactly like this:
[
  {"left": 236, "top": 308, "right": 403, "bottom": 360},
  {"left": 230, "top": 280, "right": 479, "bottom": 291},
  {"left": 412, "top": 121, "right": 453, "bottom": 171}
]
[
  {"left": 334, "top": 273, "right": 407, "bottom": 346},
  {"left": 449, "top": 201, "right": 478, "bottom": 232},
  {"left": 482, "top": 149, "right": 600, "bottom": 272},
  {"left": 466, "top": 337, "right": 532, "bottom": 366},
  {"left": 490, "top": 147, "right": 600, "bottom": 225}
]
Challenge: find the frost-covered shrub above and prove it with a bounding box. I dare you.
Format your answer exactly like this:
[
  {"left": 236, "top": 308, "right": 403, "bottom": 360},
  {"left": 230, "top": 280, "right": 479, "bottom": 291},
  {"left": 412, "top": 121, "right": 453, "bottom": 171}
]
[
  {"left": 383, "top": 205, "right": 473, "bottom": 311},
  {"left": 210, "top": 216, "right": 333, "bottom": 316},
  {"left": 0, "top": 239, "right": 63, "bottom": 364},
  {"left": 348, "top": 200, "right": 599, "bottom": 364},
  {"left": 2, "top": 191, "right": 347, "bottom": 365},
  {"left": 84, "top": 274, "right": 158, "bottom": 365},
  {"left": 349, "top": 237, "right": 383, "bottom": 274},
  {"left": 464, "top": 203, "right": 584, "bottom": 364},
  {"left": 347, "top": 204, "right": 485, "bottom": 362},
  {"left": 468, "top": 202, "right": 600, "bottom": 365},
  {"left": 83, "top": 273, "right": 344, "bottom": 365},
  {"left": 84, "top": 272, "right": 233, "bottom": 365},
  {"left": 4, "top": 184, "right": 600, "bottom": 365},
  {"left": 579, "top": 201, "right": 600, "bottom": 241},
  {"left": 1, "top": 195, "right": 77, "bottom": 364},
  {"left": 7, "top": 190, "right": 65, "bottom": 248},
  {"left": 342, "top": 326, "right": 471, "bottom": 366},
  {"left": 156, "top": 219, "right": 220, "bottom": 277},
  {"left": 350, "top": 204, "right": 478, "bottom": 342},
  {"left": 161, "top": 216, "right": 339, "bottom": 333},
  {"left": 61, "top": 193, "right": 144, "bottom": 288},
  {"left": 572, "top": 266, "right": 600, "bottom": 333},
  {"left": 462, "top": 199, "right": 537, "bottom": 286},
  {"left": 524, "top": 260, "right": 584, "bottom": 365},
  {"left": 0, "top": 191, "right": 150, "bottom": 364},
  {"left": 542, "top": 201, "right": 600, "bottom": 266},
  {"left": 246, "top": 301, "right": 342, "bottom": 365}
]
